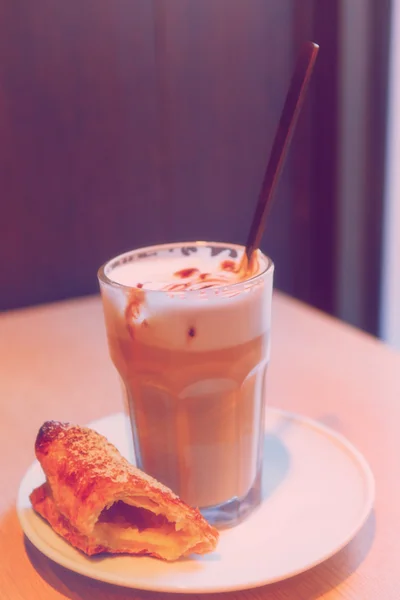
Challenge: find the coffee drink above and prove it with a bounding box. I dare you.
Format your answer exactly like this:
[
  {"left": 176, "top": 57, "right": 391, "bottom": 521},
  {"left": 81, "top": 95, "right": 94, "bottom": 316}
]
[{"left": 98, "top": 242, "right": 273, "bottom": 525}]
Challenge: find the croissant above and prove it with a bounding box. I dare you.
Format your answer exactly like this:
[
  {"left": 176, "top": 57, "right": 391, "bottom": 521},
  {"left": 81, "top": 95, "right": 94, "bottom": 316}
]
[{"left": 29, "top": 421, "right": 219, "bottom": 561}]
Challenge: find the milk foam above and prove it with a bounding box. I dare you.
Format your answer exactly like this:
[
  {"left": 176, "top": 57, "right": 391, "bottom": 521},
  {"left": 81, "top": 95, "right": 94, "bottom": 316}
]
[
  {"left": 101, "top": 244, "right": 273, "bottom": 352},
  {"left": 108, "top": 245, "right": 265, "bottom": 290}
]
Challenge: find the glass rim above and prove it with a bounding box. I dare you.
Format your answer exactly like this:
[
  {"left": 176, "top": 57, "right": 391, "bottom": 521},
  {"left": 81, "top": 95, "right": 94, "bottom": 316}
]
[{"left": 97, "top": 240, "right": 274, "bottom": 294}]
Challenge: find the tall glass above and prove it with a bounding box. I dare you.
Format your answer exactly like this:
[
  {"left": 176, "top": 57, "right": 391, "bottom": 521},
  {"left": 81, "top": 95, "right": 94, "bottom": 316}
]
[{"left": 98, "top": 241, "right": 274, "bottom": 527}]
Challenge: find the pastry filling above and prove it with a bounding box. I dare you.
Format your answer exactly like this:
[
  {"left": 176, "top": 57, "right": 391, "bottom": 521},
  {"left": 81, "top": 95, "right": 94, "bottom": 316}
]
[
  {"left": 93, "top": 500, "right": 191, "bottom": 557},
  {"left": 97, "top": 500, "right": 171, "bottom": 532}
]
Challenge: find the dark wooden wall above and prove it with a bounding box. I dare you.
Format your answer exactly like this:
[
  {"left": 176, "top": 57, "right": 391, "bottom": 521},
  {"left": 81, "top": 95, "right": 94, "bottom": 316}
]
[
  {"left": 0, "top": 1, "right": 297, "bottom": 310},
  {"left": 0, "top": 1, "right": 389, "bottom": 336}
]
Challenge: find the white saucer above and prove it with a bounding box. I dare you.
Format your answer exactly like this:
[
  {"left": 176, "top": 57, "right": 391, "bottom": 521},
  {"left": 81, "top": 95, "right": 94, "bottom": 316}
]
[{"left": 17, "top": 408, "right": 375, "bottom": 594}]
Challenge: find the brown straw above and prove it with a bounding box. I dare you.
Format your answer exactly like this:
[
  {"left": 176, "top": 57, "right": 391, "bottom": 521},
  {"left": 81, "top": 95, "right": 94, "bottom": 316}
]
[{"left": 241, "top": 41, "right": 319, "bottom": 273}]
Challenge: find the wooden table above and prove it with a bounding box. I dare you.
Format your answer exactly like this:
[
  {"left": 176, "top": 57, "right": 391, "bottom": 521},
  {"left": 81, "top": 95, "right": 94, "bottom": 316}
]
[{"left": 1, "top": 292, "right": 399, "bottom": 599}]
